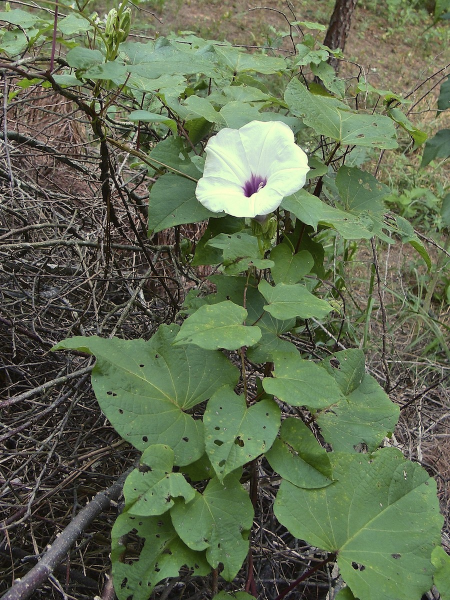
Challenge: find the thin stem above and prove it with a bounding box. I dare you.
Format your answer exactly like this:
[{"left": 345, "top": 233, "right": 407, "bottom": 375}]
[
  {"left": 49, "top": 0, "right": 58, "bottom": 72},
  {"left": 273, "top": 554, "right": 336, "bottom": 600}
]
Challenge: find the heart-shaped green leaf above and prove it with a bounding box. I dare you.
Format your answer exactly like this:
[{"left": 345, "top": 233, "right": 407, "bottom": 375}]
[
  {"left": 204, "top": 387, "right": 280, "bottom": 480},
  {"left": 265, "top": 417, "right": 333, "bottom": 488},
  {"left": 259, "top": 279, "right": 332, "bottom": 320},
  {"left": 122, "top": 445, "right": 195, "bottom": 516},
  {"left": 112, "top": 512, "right": 209, "bottom": 600},
  {"left": 262, "top": 352, "right": 342, "bottom": 409},
  {"left": 174, "top": 301, "right": 262, "bottom": 350},
  {"left": 53, "top": 325, "right": 238, "bottom": 465},
  {"left": 317, "top": 349, "right": 400, "bottom": 452},
  {"left": 274, "top": 448, "right": 443, "bottom": 600},
  {"left": 171, "top": 472, "right": 254, "bottom": 581}
]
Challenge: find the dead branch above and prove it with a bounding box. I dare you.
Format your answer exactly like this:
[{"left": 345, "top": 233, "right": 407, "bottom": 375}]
[{"left": 0, "top": 469, "right": 132, "bottom": 600}]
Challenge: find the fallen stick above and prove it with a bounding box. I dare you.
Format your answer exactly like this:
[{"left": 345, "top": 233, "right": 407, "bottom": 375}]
[{"left": 1, "top": 469, "right": 132, "bottom": 600}]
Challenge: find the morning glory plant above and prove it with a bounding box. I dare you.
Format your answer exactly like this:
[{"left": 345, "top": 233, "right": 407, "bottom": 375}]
[
  {"left": 38, "top": 7, "right": 446, "bottom": 600},
  {"left": 195, "top": 120, "right": 309, "bottom": 219}
]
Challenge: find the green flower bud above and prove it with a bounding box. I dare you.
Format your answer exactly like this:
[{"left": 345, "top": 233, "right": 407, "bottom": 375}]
[
  {"left": 105, "top": 8, "right": 118, "bottom": 39},
  {"left": 118, "top": 7, "right": 131, "bottom": 42}
]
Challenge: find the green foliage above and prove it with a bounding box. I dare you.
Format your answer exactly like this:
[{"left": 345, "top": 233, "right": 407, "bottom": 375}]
[
  {"left": 316, "top": 350, "right": 400, "bottom": 452},
  {"left": 204, "top": 387, "right": 280, "bottom": 481},
  {"left": 24, "top": 1, "right": 446, "bottom": 598},
  {"left": 421, "top": 128, "right": 450, "bottom": 167},
  {"left": 170, "top": 471, "right": 254, "bottom": 580},
  {"left": 275, "top": 448, "right": 443, "bottom": 600},
  {"left": 432, "top": 546, "right": 450, "bottom": 599},
  {"left": 285, "top": 79, "right": 398, "bottom": 149}
]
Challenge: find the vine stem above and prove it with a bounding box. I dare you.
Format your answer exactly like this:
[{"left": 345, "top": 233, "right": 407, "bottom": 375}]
[
  {"left": 49, "top": 0, "right": 58, "bottom": 73},
  {"left": 273, "top": 554, "right": 336, "bottom": 600},
  {"left": 244, "top": 460, "right": 259, "bottom": 597}
]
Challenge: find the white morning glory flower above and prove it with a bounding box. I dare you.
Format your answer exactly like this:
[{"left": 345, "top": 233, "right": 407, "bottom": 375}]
[{"left": 195, "top": 120, "right": 309, "bottom": 219}]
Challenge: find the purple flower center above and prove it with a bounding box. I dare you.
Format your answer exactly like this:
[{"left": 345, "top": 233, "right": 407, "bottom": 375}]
[{"left": 243, "top": 173, "right": 267, "bottom": 197}]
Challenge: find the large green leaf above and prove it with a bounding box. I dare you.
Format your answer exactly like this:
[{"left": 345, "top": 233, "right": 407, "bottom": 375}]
[
  {"left": 66, "top": 47, "right": 104, "bottom": 69},
  {"left": 335, "top": 166, "right": 389, "bottom": 216},
  {"left": 58, "top": 13, "right": 93, "bottom": 35},
  {"left": 123, "top": 38, "right": 218, "bottom": 79},
  {"left": 111, "top": 511, "right": 209, "bottom": 600},
  {"left": 265, "top": 417, "right": 333, "bottom": 488},
  {"left": 204, "top": 386, "right": 280, "bottom": 481},
  {"left": 0, "top": 8, "right": 41, "bottom": 28},
  {"left": 316, "top": 350, "right": 400, "bottom": 452},
  {"left": 285, "top": 78, "right": 398, "bottom": 149},
  {"left": 274, "top": 448, "right": 443, "bottom": 600},
  {"left": 282, "top": 190, "right": 376, "bottom": 240},
  {"left": 208, "top": 275, "right": 296, "bottom": 363},
  {"left": 122, "top": 445, "right": 195, "bottom": 516},
  {"left": 437, "top": 74, "right": 450, "bottom": 114},
  {"left": 183, "top": 96, "right": 226, "bottom": 124},
  {"left": 174, "top": 301, "right": 262, "bottom": 350},
  {"left": 207, "top": 231, "right": 274, "bottom": 273},
  {"left": 262, "top": 352, "right": 343, "bottom": 409},
  {"left": 84, "top": 61, "right": 128, "bottom": 82},
  {"left": 127, "top": 110, "right": 177, "bottom": 133},
  {"left": 148, "top": 174, "right": 214, "bottom": 233},
  {"left": 270, "top": 244, "right": 314, "bottom": 285},
  {"left": 220, "top": 101, "right": 300, "bottom": 130},
  {"left": 192, "top": 216, "right": 245, "bottom": 266},
  {"left": 259, "top": 279, "right": 332, "bottom": 320},
  {"left": 149, "top": 134, "right": 201, "bottom": 177},
  {"left": 171, "top": 471, "right": 254, "bottom": 580},
  {"left": 213, "top": 45, "right": 287, "bottom": 74},
  {"left": 432, "top": 546, "right": 450, "bottom": 600},
  {"left": 53, "top": 325, "right": 238, "bottom": 465},
  {"left": 421, "top": 129, "right": 450, "bottom": 167},
  {"left": 146, "top": 138, "right": 217, "bottom": 232}
]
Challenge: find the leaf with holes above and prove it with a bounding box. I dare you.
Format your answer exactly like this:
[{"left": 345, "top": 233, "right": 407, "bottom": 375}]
[
  {"left": 111, "top": 511, "right": 210, "bottom": 600},
  {"left": 262, "top": 352, "right": 342, "bottom": 409},
  {"left": 207, "top": 231, "right": 274, "bottom": 273},
  {"left": 335, "top": 166, "right": 389, "bottom": 217},
  {"left": 265, "top": 418, "right": 333, "bottom": 489},
  {"left": 171, "top": 471, "right": 254, "bottom": 580},
  {"left": 316, "top": 350, "right": 400, "bottom": 452},
  {"left": 285, "top": 78, "right": 398, "bottom": 149},
  {"left": 259, "top": 279, "right": 332, "bottom": 320},
  {"left": 53, "top": 324, "right": 238, "bottom": 466},
  {"left": 122, "top": 445, "right": 195, "bottom": 516},
  {"left": 204, "top": 386, "right": 280, "bottom": 481},
  {"left": 274, "top": 448, "right": 443, "bottom": 600},
  {"left": 174, "top": 301, "right": 262, "bottom": 350}
]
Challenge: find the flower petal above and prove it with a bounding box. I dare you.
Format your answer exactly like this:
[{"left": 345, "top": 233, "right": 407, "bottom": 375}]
[
  {"left": 202, "top": 128, "right": 250, "bottom": 185},
  {"left": 238, "top": 121, "right": 301, "bottom": 177},
  {"left": 196, "top": 176, "right": 247, "bottom": 216}
]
